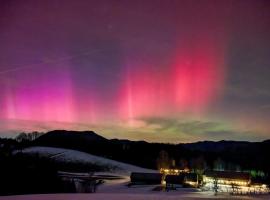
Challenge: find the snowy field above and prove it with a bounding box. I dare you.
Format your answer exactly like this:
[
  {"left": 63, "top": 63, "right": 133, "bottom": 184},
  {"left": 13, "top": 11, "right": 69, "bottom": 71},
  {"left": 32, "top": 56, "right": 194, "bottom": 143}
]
[
  {"left": 1, "top": 192, "right": 270, "bottom": 200},
  {"left": 19, "top": 146, "right": 156, "bottom": 175},
  {"left": 4, "top": 146, "right": 269, "bottom": 200}
]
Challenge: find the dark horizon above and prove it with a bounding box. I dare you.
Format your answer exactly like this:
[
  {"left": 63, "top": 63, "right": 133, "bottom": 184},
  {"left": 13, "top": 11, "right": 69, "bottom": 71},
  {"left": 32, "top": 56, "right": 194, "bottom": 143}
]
[{"left": 10, "top": 129, "right": 270, "bottom": 144}]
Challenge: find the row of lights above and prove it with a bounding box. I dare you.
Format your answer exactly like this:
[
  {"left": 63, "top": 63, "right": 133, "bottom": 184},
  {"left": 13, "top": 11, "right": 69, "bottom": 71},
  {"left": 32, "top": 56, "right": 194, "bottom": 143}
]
[
  {"left": 204, "top": 177, "right": 248, "bottom": 186},
  {"left": 160, "top": 168, "right": 189, "bottom": 175},
  {"left": 204, "top": 182, "right": 269, "bottom": 193}
]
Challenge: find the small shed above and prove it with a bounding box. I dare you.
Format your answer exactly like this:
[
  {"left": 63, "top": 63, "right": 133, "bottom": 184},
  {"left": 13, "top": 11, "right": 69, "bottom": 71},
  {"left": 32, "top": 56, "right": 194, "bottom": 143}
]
[
  {"left": 184, "top": 173, "right": 198, "bottom": 187},
  {"left": 130, "top": 172, "right": 162, "bottom": 185},
  {"left": 165, "top": 174, "right": 185, "bottom": 185}
]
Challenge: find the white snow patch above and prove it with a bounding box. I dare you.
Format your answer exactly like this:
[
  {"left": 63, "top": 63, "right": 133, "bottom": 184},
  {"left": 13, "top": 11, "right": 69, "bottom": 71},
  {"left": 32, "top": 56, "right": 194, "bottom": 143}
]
[
  {"left": 19, "top": 146, "right": 156, "bottom": 176},
  {"left": 0, "top": 193, "right": 269, "bottom": 200}
]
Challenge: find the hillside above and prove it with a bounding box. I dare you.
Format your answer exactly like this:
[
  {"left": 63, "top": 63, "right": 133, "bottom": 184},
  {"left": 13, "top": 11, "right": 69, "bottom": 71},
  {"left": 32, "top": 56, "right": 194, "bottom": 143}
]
[
  {"left": 20, "top": 146, "right": 156, "bottom": 175},
  {"left": 24, "top": 130, "right": 270, "bottom": 173}
]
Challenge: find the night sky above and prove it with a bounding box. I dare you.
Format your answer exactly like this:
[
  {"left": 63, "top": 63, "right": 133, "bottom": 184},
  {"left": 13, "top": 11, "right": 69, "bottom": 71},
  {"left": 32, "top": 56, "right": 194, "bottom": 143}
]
[{"left": 0, "top": 0, "right": 270, "bottom": 142}]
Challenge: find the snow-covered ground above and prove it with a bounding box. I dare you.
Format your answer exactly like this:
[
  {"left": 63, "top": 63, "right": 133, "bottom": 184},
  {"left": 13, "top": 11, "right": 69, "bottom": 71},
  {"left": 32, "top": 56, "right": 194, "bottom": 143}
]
[
  {"left": 19, "top": 146, "right": 156, "bottom": 175},
  {"left": 1, "top": 193, "right": 270, "bottom": 200},
  {"left": 5, "top": 146, "right": 269, "bottom": 200}
]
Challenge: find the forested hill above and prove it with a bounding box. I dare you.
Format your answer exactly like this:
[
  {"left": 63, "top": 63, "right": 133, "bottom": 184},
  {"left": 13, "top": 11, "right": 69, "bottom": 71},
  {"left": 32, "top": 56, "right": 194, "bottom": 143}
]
[{"left": 2, "top": 130, "right": 270, "bottom": 173}]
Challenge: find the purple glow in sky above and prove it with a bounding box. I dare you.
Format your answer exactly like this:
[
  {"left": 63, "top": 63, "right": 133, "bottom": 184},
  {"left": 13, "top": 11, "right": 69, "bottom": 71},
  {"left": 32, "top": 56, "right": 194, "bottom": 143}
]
[{"left": 0, "top": 0, "right": 270, "bottom": 142}]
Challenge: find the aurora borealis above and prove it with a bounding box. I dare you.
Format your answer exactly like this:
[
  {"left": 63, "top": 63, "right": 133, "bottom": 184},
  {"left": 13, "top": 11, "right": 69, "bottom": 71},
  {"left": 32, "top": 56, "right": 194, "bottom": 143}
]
[{"left": 0, "top": 0, "right": 270, "bottom": 142}]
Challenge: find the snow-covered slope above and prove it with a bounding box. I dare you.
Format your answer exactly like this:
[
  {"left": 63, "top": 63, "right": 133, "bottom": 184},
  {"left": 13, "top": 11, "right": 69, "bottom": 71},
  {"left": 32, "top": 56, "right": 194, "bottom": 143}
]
[
  {"left": 6, "top": 147, "right": 270, "bottom": 200},
  {"left": 19, "top": 146, "right": 156, "bottom": 175}
]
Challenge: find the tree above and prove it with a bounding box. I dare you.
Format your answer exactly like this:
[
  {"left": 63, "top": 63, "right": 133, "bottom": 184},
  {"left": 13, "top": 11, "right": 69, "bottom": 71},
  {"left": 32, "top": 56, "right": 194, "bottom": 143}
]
[
  {"left": 15, "top": 132, "right": 44, "bottom": 142},
  {"left": 156, "top": 150, "right": 170, "bottom": 170},
  {"left": 213, "top": 176, "right": 219, "bottom": 195},
  {"left": 179, "top": 158, "right": 188, "bottom": 170},
  {"left": 213, "top": 157, "right": 225, "bottom": 171},
  {"left": 15, "top": 133, "right": 28, "bottom": 142},
  {"left": 191, "top": 156, "right": 207, "bottom": 174}
]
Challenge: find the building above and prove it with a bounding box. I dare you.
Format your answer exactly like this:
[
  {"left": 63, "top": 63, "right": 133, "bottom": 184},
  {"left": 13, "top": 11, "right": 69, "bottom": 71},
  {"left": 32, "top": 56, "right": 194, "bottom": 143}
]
[
  {"left": 184, "top": 173, "right": 199, "bottom": 187},
  {"left": 57, "top": 171, "right": 101, "bottom": 193},
  {"left": 165, "top": 173, "right": 198, "bottom": 190},
  {"left": 165, "top": 174, "right": 185, "bottom": 189},
  {"left": 203, "top": 170, "right": 251, "bottom": 186},
  {"left": 203, "top": 170, "right": 269, "bottom": 194},
  {"left": 130, "top": 172, "right": 163, "bottom": 185},
  {"left": 160, "top": 168, "right": 189, "bottom": 175}
]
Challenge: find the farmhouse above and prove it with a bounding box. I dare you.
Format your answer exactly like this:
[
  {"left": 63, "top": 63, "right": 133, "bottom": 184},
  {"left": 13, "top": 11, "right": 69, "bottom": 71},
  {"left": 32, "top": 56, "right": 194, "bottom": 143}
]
[
  {"left": 203, "top": 170, "right": 251, "bottom": 186},
  {"left": 202, "top": 170, "right": 269, "bottom": 194}
]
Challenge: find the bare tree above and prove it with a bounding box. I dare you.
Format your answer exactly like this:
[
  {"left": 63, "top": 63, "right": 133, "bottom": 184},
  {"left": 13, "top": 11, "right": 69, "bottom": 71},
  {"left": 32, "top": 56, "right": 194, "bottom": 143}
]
[
  {"left": 213, "top": 176, "right": 219, "bottom": 196},
  {"left": 191, "top": 156, "right": 207, "bottom": 175},
  {"left": 15, "top": 131, "right": 44, "bottom": 142},
  {"left": 156, "top": 150, "right": 170, "bottom": 170},
  {"left": 213, "top": 157, "right": 225, "bottom": 171},
  {"left": 179, "top": 158, "right": 188, "bottom": 169}
]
